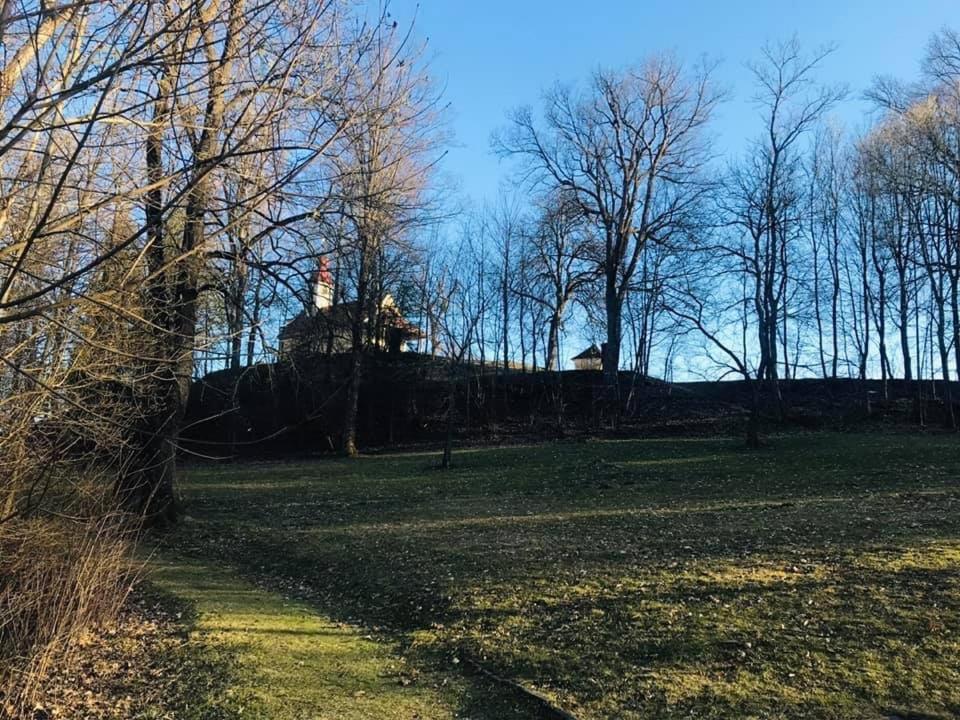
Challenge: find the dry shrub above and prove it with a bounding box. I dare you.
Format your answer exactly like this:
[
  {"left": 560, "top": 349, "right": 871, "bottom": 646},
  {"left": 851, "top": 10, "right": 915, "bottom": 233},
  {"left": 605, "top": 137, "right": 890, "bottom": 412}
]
[
  {"left": 0, "top": 276, "right": 149, "bottom": 715},
  {"left": 0, "top": 475, "right": 138, "bottom": 716},
  {"left": 0, "top": 263, "right": 153, "bottom": 716}
]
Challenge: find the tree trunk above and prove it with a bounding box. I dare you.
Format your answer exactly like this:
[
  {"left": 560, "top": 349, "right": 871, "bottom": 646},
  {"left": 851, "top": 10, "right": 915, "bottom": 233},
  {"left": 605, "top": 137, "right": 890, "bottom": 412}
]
[
  {"left": 441, "top": 371, "right": 455, "bottom": 469},
  {"left": 812, "top": 235, "right": 827, "bottom": 378},
  {"left": 603, "top": 281, "right": 622, "bottom": 426},
  {"left": 545, "top": 311, "right": 561, "bottom": 371},
  {"left": 127, "top": 0, "right": 242, "bottom": 523},
  {"left": 342, "top": 230, "right": 371, "bottom": 455},
  {"left": 899, "top": 275, "right": 912, "bottom": 381},
  {"left": 246, "top": 285, "right": 260, "bottom": 367},
  {"left": 877, "top": 271, "right": 889, "bottom": 399},
  {"left": 746, "top": 378, "right": 761, "bottom": 449},
  {"left": 124, "top": 73, "right": 179, "bottom": 524},
  {"left": 342, "top": 348, "right": 362, "bottom": 456}
]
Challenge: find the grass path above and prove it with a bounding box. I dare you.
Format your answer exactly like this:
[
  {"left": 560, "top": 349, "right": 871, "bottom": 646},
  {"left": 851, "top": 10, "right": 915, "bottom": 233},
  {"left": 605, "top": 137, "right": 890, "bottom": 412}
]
[{"left": 148, "top": 555, "right": 463, "bottom": 720}]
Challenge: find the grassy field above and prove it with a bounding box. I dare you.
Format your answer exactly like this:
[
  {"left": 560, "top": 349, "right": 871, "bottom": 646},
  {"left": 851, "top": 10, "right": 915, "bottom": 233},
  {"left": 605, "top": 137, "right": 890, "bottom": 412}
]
[{"left": 159, "top": 432, "right": 960, "bottom": 719}]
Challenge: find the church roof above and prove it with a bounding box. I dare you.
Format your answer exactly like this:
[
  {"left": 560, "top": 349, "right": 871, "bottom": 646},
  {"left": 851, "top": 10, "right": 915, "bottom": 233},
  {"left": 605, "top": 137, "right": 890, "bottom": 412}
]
[
  {"left": 280, "top": 301, "right": 421, "bottom": 341},
  {"left": 571, "top": 344, "right": 601, "bottom": 360}
]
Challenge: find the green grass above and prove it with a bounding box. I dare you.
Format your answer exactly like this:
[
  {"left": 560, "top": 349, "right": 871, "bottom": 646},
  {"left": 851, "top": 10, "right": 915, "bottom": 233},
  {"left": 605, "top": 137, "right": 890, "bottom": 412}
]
[{"left": 162, "top": 432, "right": 960, "bottom": 719}]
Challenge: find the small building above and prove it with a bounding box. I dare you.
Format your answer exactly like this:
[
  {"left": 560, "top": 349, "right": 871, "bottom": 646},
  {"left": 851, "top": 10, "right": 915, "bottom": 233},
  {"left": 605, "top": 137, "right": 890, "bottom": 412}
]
[
  {"left": 571, "top": 344, "right": 602, "bottom": 371},
  {"left": 279, "top": 259, "right": 421, "bottom": 359}
]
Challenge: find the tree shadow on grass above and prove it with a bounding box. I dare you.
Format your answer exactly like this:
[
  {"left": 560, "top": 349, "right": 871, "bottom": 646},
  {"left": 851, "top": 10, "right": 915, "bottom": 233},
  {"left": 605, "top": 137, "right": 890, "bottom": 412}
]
[
  {"left": 177, "top": 525, "right": 960, "bottom": 718},
  {"left": 169, "top": 434, "right": 960, "bottom": 718},
  {"left": 148, "top": 555, "right": 512, "bottom": 720},
  {"left": 129, "top": 580, "right": 253, "bottom": 720}
]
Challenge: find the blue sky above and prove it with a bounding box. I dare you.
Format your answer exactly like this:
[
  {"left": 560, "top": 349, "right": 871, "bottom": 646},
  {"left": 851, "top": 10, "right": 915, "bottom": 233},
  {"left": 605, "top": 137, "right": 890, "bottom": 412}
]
[{"left": 388, "top": 0, "right": 959, "bottom": 208}]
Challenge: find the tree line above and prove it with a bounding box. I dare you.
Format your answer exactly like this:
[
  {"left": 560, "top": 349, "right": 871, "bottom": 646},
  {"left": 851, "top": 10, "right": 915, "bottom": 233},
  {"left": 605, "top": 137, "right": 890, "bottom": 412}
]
[
  {"left": 189, "top": 29, "right": 960, "bottom": 448},
  {"left": 347, "top": 33, "right": 960, "bottom": 435}
]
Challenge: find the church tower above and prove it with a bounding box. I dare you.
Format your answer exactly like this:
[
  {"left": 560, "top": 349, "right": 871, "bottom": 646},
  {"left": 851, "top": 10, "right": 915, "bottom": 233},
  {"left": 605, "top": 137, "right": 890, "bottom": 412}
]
[{"left": 313, "top": 257, "right": 334, "bottom": 310}]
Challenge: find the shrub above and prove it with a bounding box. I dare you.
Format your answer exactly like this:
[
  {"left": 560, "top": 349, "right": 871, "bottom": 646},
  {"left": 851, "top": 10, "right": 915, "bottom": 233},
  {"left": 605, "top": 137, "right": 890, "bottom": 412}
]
[{"left": 0, "top": 472, "right": 136, "bottom": 715}]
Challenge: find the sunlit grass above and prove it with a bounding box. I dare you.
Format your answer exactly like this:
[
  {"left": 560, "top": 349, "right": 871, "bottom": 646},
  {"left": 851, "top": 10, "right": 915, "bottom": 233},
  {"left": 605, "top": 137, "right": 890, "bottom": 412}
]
[{"left": 149, "top": 558, "right": 461, "bottom": 720}]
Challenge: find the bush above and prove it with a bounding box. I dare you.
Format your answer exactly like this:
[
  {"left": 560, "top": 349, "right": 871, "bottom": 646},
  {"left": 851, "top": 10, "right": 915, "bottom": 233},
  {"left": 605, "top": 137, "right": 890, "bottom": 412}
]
[{"left": 0, "top": 479, "right": 136, "bottom": 715}]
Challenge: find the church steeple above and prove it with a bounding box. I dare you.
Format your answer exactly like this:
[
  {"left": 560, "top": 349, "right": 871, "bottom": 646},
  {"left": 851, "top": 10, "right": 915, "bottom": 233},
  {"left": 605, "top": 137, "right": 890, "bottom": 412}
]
[{"left": 313, "top": 256, "right": 334, "bottom": 310}]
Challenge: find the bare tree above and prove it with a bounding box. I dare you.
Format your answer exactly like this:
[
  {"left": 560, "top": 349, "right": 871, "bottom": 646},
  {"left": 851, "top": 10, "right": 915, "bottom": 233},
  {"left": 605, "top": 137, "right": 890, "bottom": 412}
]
[
  {"left": 330, "top": 24, "right": 444, "bottom": 456},
  {"left": 514, "top": 190, "right": 596, "bottom": 371},
  {"left": 665, "top": 270, "right": 764, "bottom": 448},
  {"left": 429, "top": 231, "right": 487, "bottom": 468},
  {"left": 805, "top": 124, "right": 848, "bottom": 378},
  {"left": 496, "top": 55, "right": 719, "bottom": 422},
  {"left": 0, "top": 0, "right": 412, "bottom": 526},
  {"left": 721, "top": 39, "right": 844, "bottom": 412}
]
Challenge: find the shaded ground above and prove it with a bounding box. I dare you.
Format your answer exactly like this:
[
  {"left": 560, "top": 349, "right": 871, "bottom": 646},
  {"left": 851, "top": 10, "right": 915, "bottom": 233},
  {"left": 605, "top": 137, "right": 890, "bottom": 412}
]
[
  {"left": 186, "top": 358, "right": 960, "bottom": 457},
  {"left": 164, "top": 432, "right": 960, "bottom": 719},
  {"left": 29, "top": 584, "right": 246, "bottom": 720}
]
